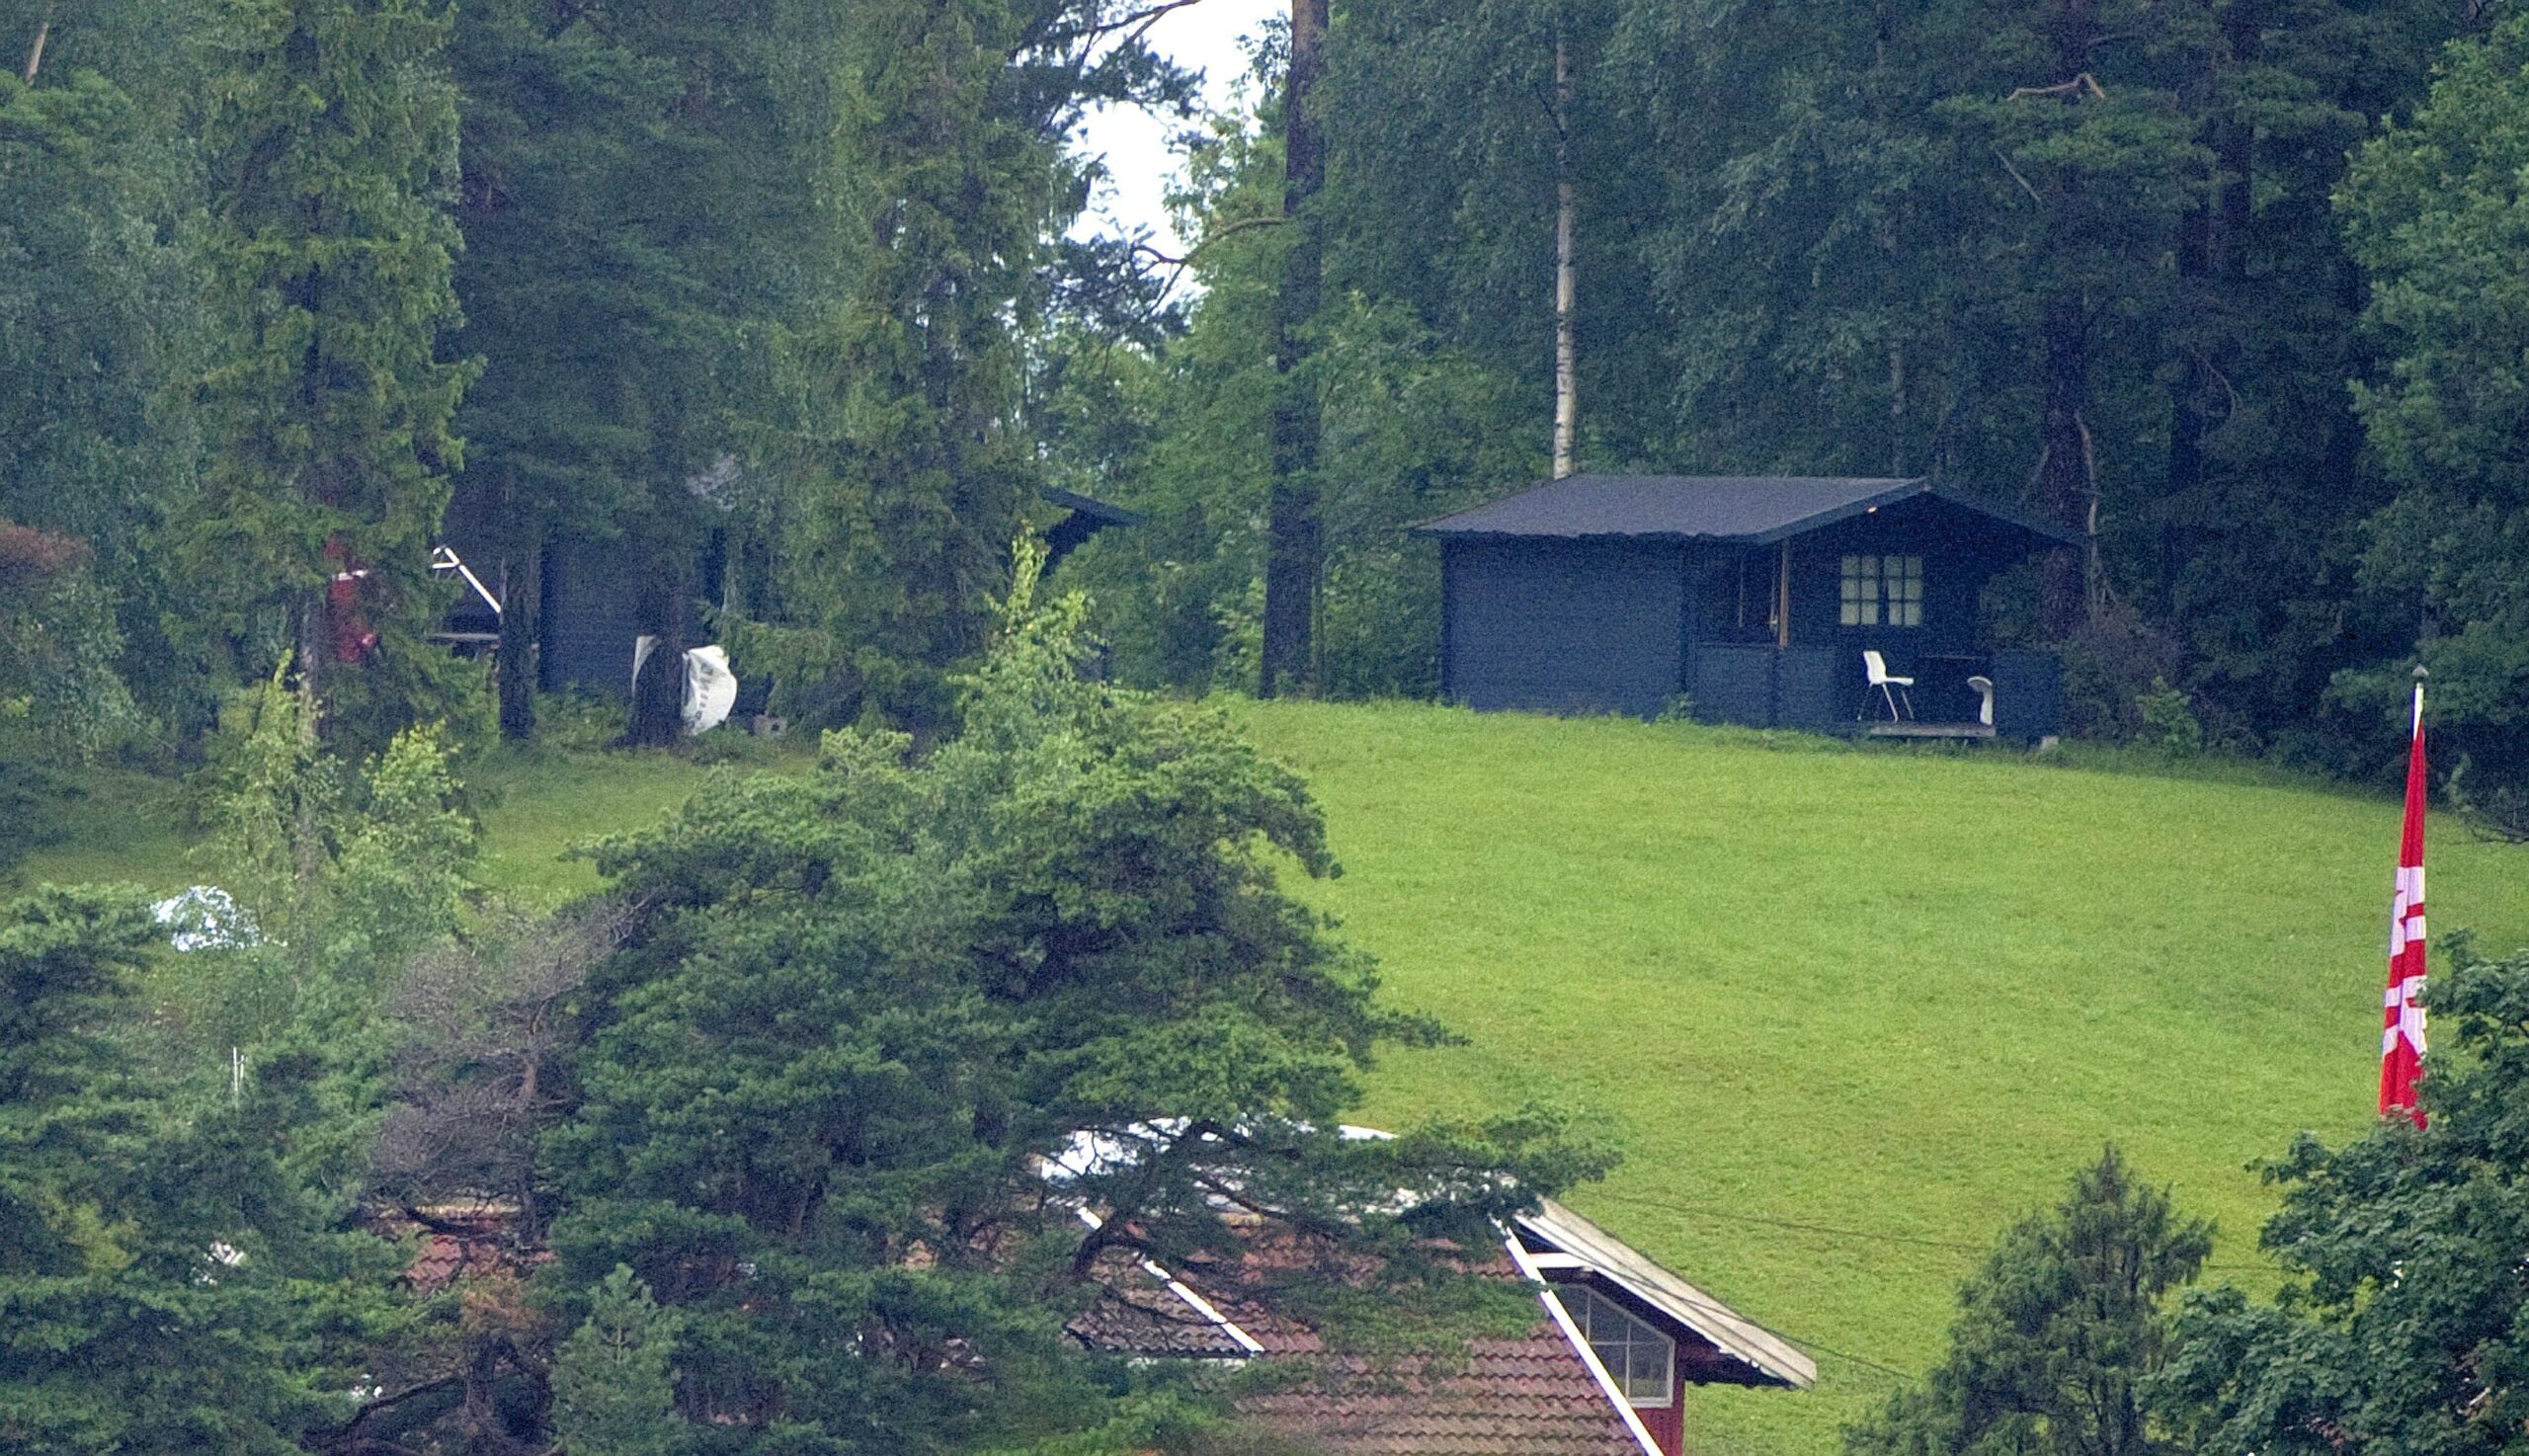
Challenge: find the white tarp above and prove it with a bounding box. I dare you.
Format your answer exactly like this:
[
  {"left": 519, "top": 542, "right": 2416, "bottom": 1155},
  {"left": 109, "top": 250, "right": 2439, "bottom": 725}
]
[
  {"left": 682, "top": 644, "right": 736, "bottom": 735},
  {"left": 152, "top": 886, "right": 263, "bottom": 951},
  {"left": 631, "top": 636, "right": 740, "bottom": 736}
]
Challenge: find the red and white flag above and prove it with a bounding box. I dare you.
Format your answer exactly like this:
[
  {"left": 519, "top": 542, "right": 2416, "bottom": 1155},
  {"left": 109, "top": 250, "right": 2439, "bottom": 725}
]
[{"left": 2379, "top": 679, "right": 2429, "bottom": 1128}]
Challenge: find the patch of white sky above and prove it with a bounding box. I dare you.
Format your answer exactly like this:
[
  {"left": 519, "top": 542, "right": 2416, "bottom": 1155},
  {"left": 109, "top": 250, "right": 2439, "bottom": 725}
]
[{"left": 1068, "top": 0, "right": 1284, "bottom": 257}]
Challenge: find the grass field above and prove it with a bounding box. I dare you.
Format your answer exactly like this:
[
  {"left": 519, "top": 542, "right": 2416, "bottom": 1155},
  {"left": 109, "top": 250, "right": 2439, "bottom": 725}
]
[
  {"left": 1227, "top": 700, "right": 2529, "bottom": 1456},
  {"left": 19, "top": 741, "right": 748, "bottom": 905},
  {"left": 21, "top": 701, "right": 2527, "bottom": 1456}
]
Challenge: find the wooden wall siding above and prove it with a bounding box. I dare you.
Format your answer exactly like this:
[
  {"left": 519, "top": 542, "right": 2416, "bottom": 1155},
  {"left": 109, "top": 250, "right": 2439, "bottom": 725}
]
[
  {"left": 1689, "top": 643, "right": 1776, "bottom": 727},
  {"left": 1442, "top": 538, "right": 1686, "bottom": 717},
  {"left": 1689, "top": 643, "right": 1839, "bottom": 729},
  {"left": 538, "top": 539, "right": 645, "bottom": 698},
  {"left": 1772, "top": 646, "right": 1841, "bottom": 727},
  {"left": 1992, "top": 650, "right": 2062, "bottom": 740},
  {"left": 1637, "top": 1391, "right": 1683, "bottom": 1455}
]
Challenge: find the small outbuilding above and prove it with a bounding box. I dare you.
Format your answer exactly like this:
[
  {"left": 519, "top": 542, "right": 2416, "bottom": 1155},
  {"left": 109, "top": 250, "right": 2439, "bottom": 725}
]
[
  {"left": 1414, "top": 474, "right": 2079, "bottom": 739},
  {"left": 438, "top": 484, "right": 1139, "bottom": 703}
]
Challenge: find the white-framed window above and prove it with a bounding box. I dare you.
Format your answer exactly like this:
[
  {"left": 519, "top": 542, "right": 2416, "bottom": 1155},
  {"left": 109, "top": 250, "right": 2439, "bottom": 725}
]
[
  {"left": 1558, "top": 1283, "right": 1674, "bottom": 1408},
  {"left": 1839, "top": 554, "right": 1923, "bottom": 628}
]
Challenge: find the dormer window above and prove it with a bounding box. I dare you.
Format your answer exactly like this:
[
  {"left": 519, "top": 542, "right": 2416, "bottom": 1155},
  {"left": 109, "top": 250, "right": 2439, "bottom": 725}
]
[{"left": 1558, "top": 1283, "right": 1675, "bottom": 1408}]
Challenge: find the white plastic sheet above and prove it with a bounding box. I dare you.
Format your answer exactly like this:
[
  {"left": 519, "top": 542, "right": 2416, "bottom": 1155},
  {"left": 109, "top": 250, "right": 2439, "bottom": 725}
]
[{"left": 631, "top": 635, "right": 740, "bottom": 736}]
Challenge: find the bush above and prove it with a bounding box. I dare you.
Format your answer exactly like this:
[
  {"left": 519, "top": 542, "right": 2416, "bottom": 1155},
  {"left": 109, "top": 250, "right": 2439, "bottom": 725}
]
[
  {"left": 2059, "top": 606, "right": 2188, "bottom": 743},
  {"left": 2136, "top": 678, "right": 2204, "bottom": 757}
]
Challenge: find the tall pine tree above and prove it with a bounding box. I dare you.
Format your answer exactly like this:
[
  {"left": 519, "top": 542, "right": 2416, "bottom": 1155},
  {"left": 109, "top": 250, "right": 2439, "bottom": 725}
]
[{"left": 190, "top": 0, "right": 476, "bottom": 753}]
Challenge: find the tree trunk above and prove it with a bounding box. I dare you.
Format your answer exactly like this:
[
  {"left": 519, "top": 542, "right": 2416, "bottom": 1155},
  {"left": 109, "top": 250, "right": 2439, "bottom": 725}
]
[
  {"left": 2038, "top": 294, "right": 2093, "bottom": 637},
  {"left": 1259, "top": 0, "right": 1330, "bottom": 699},
  {"left": 1888, "top": 334, "right": 1909, "bottom": 476},
  {"left": 2163, "top": 174, "right": 2211, "bottom": 605},
  {"left": 1551, "top": 32, "right": 1577, "bottom": 480},
  {"left": 2163, "top": 0, "right": 2254, "bottom": 611},
  {"left": 625, "top": 562, "right": 689, "bottom": 747},
  {"left": 2035, "top": 0, "right": 2101, "bottom": 637},
  {"left": 496, "top": 541, "right": 538, "bottom": 742}
]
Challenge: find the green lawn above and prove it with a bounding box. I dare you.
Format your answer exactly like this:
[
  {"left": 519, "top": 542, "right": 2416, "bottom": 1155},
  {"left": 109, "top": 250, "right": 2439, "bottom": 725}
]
[
  {"left": 18, "top": 741, "right": 762, "bottom": 907},
  {"left": 1228, "top": 700, "right": 2529, "bottom": 1456},
  {"left": 21, "top": 701, "right": 2524, "bottom": 1456}
]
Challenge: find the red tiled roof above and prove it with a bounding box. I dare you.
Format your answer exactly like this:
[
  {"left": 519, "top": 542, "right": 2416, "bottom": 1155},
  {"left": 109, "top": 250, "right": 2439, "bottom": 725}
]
[
  {"left": 1066, "top": 1250, "right": 1256, "bottom": 1358},
  {"left": 1236, "top": 1331, "right": 1639, "bottom": 1455},
  {"left": 378, "top": 1204, "right": 548, "bottom": 1294},
  {"left": 1069, "top": 1241, "right": 1644, "bottom": 1456}
]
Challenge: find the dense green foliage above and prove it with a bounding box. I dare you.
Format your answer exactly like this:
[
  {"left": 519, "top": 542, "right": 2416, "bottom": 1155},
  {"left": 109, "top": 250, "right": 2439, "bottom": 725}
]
[
  {"left": 544, "top": 576, "right": 1597, "bottom": 1448},
  {"left": 2156, "top": 936, "right": 2529, "bottom": 1455},
  {"left": 445, "top": 0, "right": 720, "bottom": 742},
  {"left": 1846, "top": 1148, "right": 2213, "bottom": 1456},
  {"left": 551, "top": 1266, "right": 687, "bottom": 1456},
  {"left": 0, "top": 884, "right": 395, "bottom": 1453},
  {"left": 188, "top": 0, "right": 480, "bottom": 753},
  {"left": 2337, "top": 16, "right": 2529, "bottom": 812}
]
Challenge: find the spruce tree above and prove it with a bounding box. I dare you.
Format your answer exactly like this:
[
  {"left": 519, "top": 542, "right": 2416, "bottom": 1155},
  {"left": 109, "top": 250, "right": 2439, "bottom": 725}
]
[
  {"left": 0, "top": 886, "right": 384, "bottom": 1452},
  {"left": 447, "top": 0, "right": 695, "bottom": 743},
  {"left": 552, "top": 1266, "right": 686, "bottom": 1456},
  {"left": 543, "top": 567, "right": 1603, "bottom": 1448},
  {"left": 770, "top": 0, "right": 1057, "bottom": 732},
  {"left": 1847, "top": 1147, "right": 2213, "bottom": 1456},
  {"left": 190, "top": 0, "right": 476, "bottom": 753}
]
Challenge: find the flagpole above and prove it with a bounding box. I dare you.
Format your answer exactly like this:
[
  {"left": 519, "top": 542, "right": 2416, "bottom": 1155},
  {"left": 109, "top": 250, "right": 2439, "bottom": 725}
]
[{"left": 2380, "top": 664, "right": 2429, "bottom": 1128}]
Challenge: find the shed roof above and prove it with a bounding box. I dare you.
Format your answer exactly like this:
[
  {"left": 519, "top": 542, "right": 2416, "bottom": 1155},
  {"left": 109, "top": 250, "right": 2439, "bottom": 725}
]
[
  {"left": 1412, "top": 474, "right": 2081, "bottom": 548},
  {"left": 1039, "top": 485, "right": 1142, "bottom": 526}
]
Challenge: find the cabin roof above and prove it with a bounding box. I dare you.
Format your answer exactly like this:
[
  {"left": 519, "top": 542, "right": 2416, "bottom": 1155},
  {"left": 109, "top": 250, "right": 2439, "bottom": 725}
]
[
  {"left": 1039, "top": 485, "right": 1142, "bottom": 526},
  {"left": 1412, "top": 474, "right": 2082, "bottom": 549}
]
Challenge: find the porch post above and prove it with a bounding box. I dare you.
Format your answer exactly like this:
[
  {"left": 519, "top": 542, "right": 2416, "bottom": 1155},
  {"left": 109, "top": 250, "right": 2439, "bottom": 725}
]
[{"left": 1775, "top": 541, "right": 1792, "bottom": 648}]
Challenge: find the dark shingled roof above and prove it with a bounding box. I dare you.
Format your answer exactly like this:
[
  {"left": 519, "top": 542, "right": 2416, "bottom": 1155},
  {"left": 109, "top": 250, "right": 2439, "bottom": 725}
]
[
  {"left": 1039, "top": 485, "right": 1142, "bottom": 526},
  {"left": 1412, "top": 473, "right": 2082, "bottom": 548}
]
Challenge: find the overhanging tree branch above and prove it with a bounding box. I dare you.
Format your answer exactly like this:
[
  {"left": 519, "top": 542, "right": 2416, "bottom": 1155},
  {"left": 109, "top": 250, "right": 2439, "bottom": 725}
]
[{"left": 2008, "top": 72, "right": 2108, "bottom": 101}]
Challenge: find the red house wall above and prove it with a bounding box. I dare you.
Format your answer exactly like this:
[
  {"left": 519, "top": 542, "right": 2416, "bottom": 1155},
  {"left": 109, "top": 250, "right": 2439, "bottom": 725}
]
[{"left": 1636, "top": 1389, "right": 1683, "bottom": 1455}]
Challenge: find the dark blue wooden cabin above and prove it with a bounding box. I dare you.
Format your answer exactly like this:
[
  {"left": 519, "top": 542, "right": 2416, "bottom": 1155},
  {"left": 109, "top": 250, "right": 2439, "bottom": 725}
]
[
  {"left": 1413, "top": 474, "right": 2080, "bottom": 741},
  {"left": 438, "top": 485, "right": 1138, "bottom": 703}
]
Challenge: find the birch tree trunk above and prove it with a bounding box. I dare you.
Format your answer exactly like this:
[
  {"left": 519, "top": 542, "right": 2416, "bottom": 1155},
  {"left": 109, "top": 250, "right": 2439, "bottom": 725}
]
[{"left": 1551, "top": 32, "right": 1577, "bottom": 480}]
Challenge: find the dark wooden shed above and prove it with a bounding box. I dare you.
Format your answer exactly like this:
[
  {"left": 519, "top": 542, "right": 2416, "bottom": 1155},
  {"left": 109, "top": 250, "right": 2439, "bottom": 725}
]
[
  {"left": 1413, "top": 474, "right": 2080, "bottom": 740},
  {"left": 438, "top": 485, "right": 1139, "bottom": 703}
]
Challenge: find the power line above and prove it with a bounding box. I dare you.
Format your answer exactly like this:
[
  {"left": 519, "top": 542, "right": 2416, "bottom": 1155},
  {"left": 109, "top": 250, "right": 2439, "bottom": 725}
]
[
  {"left": 1595, "top": 1190, "right": 1989, "bottom": 1254},
  {"left": 1592, "top": 1189, "right": 2271, "bottom": 1272},
  {"left": 1536, "top": 1208, "right": 1925, "bottom": 1386}
]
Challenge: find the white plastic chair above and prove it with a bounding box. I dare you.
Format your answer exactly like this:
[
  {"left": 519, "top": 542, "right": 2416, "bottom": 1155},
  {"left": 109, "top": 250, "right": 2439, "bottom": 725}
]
[
  {"left": 1966, "top": 674, "right": 1995, "bottom": 728},
  {"left": 1863, "top": 650, "right": 1914, "bottom": 721}
]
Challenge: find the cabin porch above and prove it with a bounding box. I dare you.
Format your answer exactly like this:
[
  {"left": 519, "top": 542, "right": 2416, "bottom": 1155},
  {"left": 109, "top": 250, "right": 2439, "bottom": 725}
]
[{"left": 1684, "top": 640, "right": 2061, "bottom": 743}]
